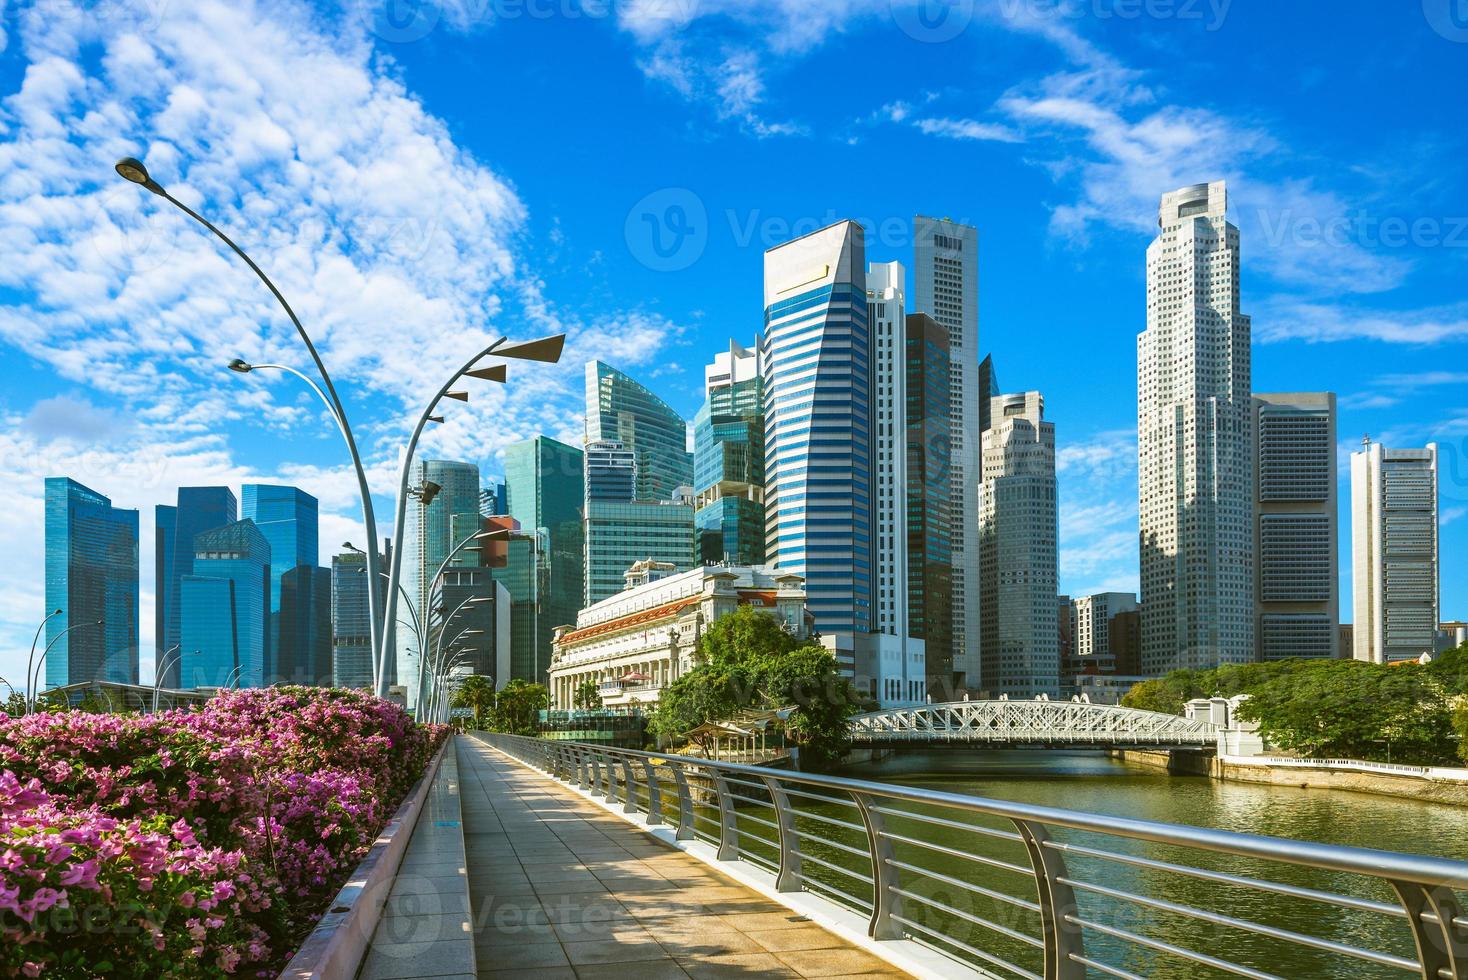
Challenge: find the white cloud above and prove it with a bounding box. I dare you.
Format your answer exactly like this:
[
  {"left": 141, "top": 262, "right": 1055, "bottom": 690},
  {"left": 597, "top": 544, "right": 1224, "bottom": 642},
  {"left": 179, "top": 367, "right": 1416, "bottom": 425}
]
[
  {"left": 913, "top": 117, "right": 1022, "bottom": 144},
  {"left": 1252, "top": 301, "right": 1468, "bottom": 345}
]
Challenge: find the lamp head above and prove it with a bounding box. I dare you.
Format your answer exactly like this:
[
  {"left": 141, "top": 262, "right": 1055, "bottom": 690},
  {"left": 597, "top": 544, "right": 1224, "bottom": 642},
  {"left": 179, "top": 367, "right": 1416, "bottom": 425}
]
[
  {"left": 114, "top": 157, "right": 165, "bottom": 196},
  {"left": 227, "top": 358, "right": 253, "bottom": 374}
]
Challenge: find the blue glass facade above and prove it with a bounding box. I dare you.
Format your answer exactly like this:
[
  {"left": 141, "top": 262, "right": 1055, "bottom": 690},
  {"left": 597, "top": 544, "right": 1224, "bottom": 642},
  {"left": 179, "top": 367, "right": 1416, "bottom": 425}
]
[
  {"left": 241, "top": 484, "right": 327, "bottom": 684},
  {"left": 331, "top": 551, "right": 380, "bottom": 689},
  {"left": 762, "top": 221, "right": 872, "bottom": 636},
  {"left": 157, "top": 487, "right": 237, "bottom": 687},
  {"left": 180, "top": 519, "right": 271, "bottom": 688},
  {"left": 504, "top": 438, "right": 583, "bottom": 683},
  {"left": 44, "top": 478, "right": 139, "bottom": 687},
  {"left": 585, "top": 361, "right": 692, "bottom": 503},
  {"left": 692, "top": 346, "right": 765, "bottom": 566}
]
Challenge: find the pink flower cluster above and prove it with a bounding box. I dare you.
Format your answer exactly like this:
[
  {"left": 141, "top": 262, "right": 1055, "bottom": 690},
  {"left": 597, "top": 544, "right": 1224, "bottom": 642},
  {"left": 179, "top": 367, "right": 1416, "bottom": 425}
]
[{"left": 0, "top": 687, "right": 445, "bottom": 978}]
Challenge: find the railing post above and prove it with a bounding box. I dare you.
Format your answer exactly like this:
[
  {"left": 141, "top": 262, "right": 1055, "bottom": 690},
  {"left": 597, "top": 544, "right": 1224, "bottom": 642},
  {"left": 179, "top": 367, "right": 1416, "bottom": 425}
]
[
  {"left": 760, "top": 776, "right": 803, "bottom": 892},
  {"left": 643, "top": 760, "right": 664, "bottom": 826},
  {"left": 606, "top": 753, "right": 622, "bottom": 805},
  {"left": 598, "top": 751, "right": 612, "bottom": 798},
  {"left": 852, "top": 792, "right": 902, "bottom": 940},
  {"left": 576, "top": 747, "right": 591, "bottom": 790},
  {"left": 670, "top": 765, "right": 695, "bottom": 840},
  {"left": 619, "top": 758, "right": 638, "bottom": 814},
  {"left": 589, "top": 753, "right": 604, "bottom": 797},
  {"left": 1391, "top": 880, "right": 1468, "bottom": 979},
  {"left": 1014, "top": 819, "right": 1086, "bottom": 980},
  {"left": 710, "top": 770, "right": 740, "bottom": 860}
]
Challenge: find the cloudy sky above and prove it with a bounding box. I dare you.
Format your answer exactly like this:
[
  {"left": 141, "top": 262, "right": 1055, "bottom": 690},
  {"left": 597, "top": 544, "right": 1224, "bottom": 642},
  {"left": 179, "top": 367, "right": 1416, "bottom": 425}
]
[{"left": 1, "top": 0, "right": 1465, "bottom": 686}]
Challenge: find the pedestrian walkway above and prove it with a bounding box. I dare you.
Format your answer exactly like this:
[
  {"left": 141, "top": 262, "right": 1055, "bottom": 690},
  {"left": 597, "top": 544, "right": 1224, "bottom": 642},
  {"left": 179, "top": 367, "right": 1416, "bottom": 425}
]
[{"left": 459, "top": 737, "right": 911, "bottom": 980}]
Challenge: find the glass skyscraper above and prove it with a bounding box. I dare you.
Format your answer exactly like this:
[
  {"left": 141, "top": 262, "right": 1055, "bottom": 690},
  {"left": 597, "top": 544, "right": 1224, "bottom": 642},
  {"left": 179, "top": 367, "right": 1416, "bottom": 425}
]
[
  {"left": 906, "top": 313, "right": 954, "bottom": 693},
  {"left": 762, "top": 220, "right": 873, "bottom": 642},
  {"left": 180, "top": 519, "right": 271, "bottom": 688},
  {"left": 156, "top": 487, "right": 237, "bottom": 687},
  {"left": 585, "top": 360, "right": 692, "bottom": 503},
  {"left": 331, "top": 550, "right": 382, "bottom": 689},
  {"left": 585, "top": 440, "right": 637, "bottom": 504},
  {"left": 504, "top": 437, "right": 583, "bottom": 682},
  {"left": 693, "top": 341, "right": 765, "bottom": 566},
  {"left": 44, "top": 478, "right": 139, "bottom": 688},
  {"left": 583, "top": 499, "right": 695, "bottom": 604},
  {"left": 241, "top": 484, "right": 328, "bottom": 684}
]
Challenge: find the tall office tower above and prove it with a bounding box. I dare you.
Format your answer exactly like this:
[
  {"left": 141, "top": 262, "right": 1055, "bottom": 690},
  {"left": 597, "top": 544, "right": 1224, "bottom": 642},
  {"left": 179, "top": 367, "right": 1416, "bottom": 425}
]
[
  {"left": 906, "top": 312, "right": 953, "bottom": 697},
  {"left": 978, "top": 354, "right": 1000, "bottom": 436},
  {"left": 331, "top": 550, "right": 384, "bottom": 689},
  {"left": 479, "top": 481, "right": 507, "bottom": 518},
  {"left": 762, "top": 220, "right": 872, "bottom": 658},
  {"left": 1254, "top": 393, "right": 1339, "bottom": 660},
  {"left": 504, "top": 437, "right": 584, "bottom": 678},
  {"left": 242, "top": 484, "right": 329, "bottom": 684},
  {"left": 44, "top": 478, "right": 139, "bottom": 688},
  {"left": 979, "top": 392, "right": 1059, "bottom": 697},
  {"left": 1352, "top": 440, "right": 1439, "bottom": 663},
  {"left": 868, "top": 261, "right": 910, "bottom": 643},
  {"left": 1071, "top": 593, "right": 1140, "bottom": 674},
  {"left": 180, "top": 519, "right": 270, "bottom": 688},
  {"left": 585, "top": 360, "right": 692, "bottom": 503},
  {"left": 399, "top": 460, "right": 480, "bottom": 709},
  {"left": 585, "top": 440, "right": 637, "bottom": 504},
  {"left": 156, "top": 487, "right": 237, "bottom": 687},
  {"left": 1138, "top": 181, "right": 1255, "bottom": 675},
  {"left": 584, "top": 499, "right": 696, "bottom": 604},
  {"left": 914, "top": 216, "right": 980, "bottom": 690},
  {"left": 434, "top": 549, "right": 498, "bottom": 684},
  {"left": 488, "top": 515, "right": 548, "bottom": 686},
  {"left": 693, "top": 341, "right": 766, "bottom": 565}
]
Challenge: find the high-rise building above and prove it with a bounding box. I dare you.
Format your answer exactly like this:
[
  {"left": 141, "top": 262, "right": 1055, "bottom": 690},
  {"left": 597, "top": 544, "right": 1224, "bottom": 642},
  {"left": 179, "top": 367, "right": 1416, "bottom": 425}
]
[
  {"left": 479, "top": 481, "right": 507, "bottom": 518},
  {"left": 1070, "top": 593, "right": 1140, "bottom": 675},
  {"left": 1138, "top": 181, "right": 1255, "bottom": 675},
  {"left": 1254, "top": 393, "right": 1338, "bottom": 660},
  {"left": 331, "top": 550, "right": 383, "bottom": 689},
  {"left": 869, "top": 261, "right": 909, "bottom": 644},
  {"left": 979, "top": 392, "right": 1059, "bottom": 697},
  {"left": 585, "top": 360, "right": 692, "bottom": 504},
  {"left": 914, "top": 216, "right": 980, "bottom": 691},
  {"left": 241, "top": 484, "right": 329, "bottom": 684},
  {"left": 585, "top": 440, "right": 637, "bottom": 504},
  {"left": 978, "top": 354, "right": 1000, "bottom": 436},
  {"left": 693, "top": 341, "right": 766, "bottom": 566},
  {"left": 762, "top": 220, "right": 872, "bottom": 658},
  {"left": 180, "top": 519, "right": 271, "bottom": 688},
  {"left": 1352, "top": 440, "right": 1439, "bottom": 663},
  {"left": 43, "top": 478, "right": 139, "bottom": 688},
  {"left": 156, "top": 487, "right": 237, "bottom": 687},
  {"left": 905, "top": 311, "right": 953, "bottom": 697},
  {"left": 488, "top": 516, "right": 547, "bottom": 686},
  {"left": 584, "top": 499, "right": 696, "bottom": 604},
  {"left": 399, "top": 460, "right": 481, "bottom": 710},
  {"left": 504, "top": 437, "right": 584, "bottom": 680}
]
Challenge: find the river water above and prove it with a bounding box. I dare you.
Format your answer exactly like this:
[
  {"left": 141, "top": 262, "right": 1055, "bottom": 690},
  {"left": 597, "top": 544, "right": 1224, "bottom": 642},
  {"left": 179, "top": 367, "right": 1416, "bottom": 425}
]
[{"left": 822, "top": 750, "right": 1468, "bottom": 979}]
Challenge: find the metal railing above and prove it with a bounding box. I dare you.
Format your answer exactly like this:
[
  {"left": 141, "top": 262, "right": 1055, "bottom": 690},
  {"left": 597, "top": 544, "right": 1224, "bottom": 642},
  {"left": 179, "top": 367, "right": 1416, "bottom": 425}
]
[{"left": 477, "top": 732, "right": 1468, "bottom": 980}]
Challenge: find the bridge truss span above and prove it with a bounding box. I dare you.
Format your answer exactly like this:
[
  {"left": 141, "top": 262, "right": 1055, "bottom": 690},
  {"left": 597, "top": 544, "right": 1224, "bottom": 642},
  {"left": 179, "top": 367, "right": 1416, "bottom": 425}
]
[{"left": 848, "top": 699, "right": 1220, "bottom": 749}]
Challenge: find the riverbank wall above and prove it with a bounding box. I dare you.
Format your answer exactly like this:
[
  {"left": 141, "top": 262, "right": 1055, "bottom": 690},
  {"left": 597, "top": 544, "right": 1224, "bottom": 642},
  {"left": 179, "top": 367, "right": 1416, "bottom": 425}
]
[{"left": 1112, "top": 749, "right": 1468, "bottom": 806}]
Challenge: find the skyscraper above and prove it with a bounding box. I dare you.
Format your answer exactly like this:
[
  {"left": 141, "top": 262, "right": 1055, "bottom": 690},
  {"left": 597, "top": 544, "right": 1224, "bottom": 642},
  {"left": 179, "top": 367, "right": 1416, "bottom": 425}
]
[
  {"left": 914, "top": 216, "right": 980, "bottom": 691},
  {"left": 979, "top": 392, "right": 1059, "bottom": 697},
  {"left": 399, "top": 460, "right": 481, "bottom": 709},
  {"left": 583, "top": 499, "right": 696, "bottom": 604},
  {"left": 585, "top": 360, "right": 692, "bottom": 504},
  {"left": 156, "top": 487, "right": 237, "bottom": 687},
  {"left": 241, "top": 484, "right": 329, "bottom": 684},
  {"left": 44, "top": 478, "right": 139, "bottom": 688},
  {"left": 1070, "top": 592, "right": 1140, "bottom": 674},
  {"left": 181, "top": 519, "right": 271, "bottom": 688},
  {"left": 868, "top": 261, "right": 909, "bottom": 643},
  {"left": 1138, "top": 181, "right": 1255, "bottom": 674},
  {"left": 1254, "top": 393, "right": 1338, "bottom": 660},
  {"left": 504, "top": 437, "right": 584, "bottom": 679},
  {"left": 978, "top": 354, "right": 1000, "bottom": 436},
  {"left": 331, "top": 550, "right": 383, "bottom": 689},
  {"left": 1352, "top": 440, "right": 1439, "bottom": 663},
  {"left": 905, "top": 312, "right": 953, "bottom": 697},
  {"left": 479, "top": 481, "right": 507, "bottom": 518},
  {"left": 585, "top": 440, "right": 637, "bottom": 504},
  {"left": 693, "top": 341, "right": 766, "bottom": 566},
  {"left": 762, "top": 220, "right": 872, "bottom": 654}
]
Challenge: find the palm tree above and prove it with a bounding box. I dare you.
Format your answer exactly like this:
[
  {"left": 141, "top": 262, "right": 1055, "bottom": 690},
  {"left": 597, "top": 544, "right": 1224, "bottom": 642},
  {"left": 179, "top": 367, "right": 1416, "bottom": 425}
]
[{"left": 451, "top": 675, "right": 496, "bottom": 729}]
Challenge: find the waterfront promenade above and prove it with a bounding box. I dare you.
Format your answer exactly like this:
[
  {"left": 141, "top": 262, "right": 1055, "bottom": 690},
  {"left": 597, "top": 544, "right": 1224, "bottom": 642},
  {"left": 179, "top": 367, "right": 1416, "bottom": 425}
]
[{"left": 361, "top": 736, "right": 910, "bottom": 979}]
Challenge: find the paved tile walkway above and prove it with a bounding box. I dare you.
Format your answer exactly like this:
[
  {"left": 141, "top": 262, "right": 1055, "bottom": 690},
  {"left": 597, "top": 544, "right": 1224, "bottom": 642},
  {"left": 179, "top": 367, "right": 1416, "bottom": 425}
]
[{"left": 459, "top": 737, "right": 911, "bottom": 979}]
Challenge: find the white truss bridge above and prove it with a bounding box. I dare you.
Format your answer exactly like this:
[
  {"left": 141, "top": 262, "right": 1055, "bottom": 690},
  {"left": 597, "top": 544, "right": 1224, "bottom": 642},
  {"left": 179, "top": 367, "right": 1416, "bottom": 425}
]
[{"left": 848, "top": 700, "right": 1221, "bottom": 749}]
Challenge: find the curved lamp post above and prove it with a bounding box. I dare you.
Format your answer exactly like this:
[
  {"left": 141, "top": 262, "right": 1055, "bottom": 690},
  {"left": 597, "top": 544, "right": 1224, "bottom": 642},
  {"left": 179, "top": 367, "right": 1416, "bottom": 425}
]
[
  {"left": 407, "top": 527, "right": 505, "bottom": 712},
  {"left": 28, "top": 620, "right": 102, "bottom": 713},
  {"left": 422, "top": 596, "right": 489, "bottom": 710},
  {"left": 436, "top": 651, "right": 475, "bottom": 724},
  {"left": 152, "top": 644, "right": 181, "bottom": 713},
  {"left": 24, "top": 609, "right": 63, "bottom": 711},
  {"left": 424, "top": 627, "right": 482, "bottom": 717}
]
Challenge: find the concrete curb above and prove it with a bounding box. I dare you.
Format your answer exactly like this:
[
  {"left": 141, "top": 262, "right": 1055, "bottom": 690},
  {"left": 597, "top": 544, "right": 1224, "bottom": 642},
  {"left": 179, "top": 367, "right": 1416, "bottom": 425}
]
[{"left": 278, "top": 735, "right": 451, "bottom": 980}]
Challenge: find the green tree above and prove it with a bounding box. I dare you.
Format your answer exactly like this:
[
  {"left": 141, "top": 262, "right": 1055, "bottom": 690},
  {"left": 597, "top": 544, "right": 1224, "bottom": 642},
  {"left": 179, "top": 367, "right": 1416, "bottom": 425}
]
[
  {"left": 1427, "top": 642, "right": 1468, "bottom": 696},
  {"left": 573, "top": 679, "right": 603, "bottom": 710},
  {"left": 488, "top": 679, "right": 549, "bottom": 736},
  {"left": 450, "top": 674, "right": 496, "bottom": 728}
]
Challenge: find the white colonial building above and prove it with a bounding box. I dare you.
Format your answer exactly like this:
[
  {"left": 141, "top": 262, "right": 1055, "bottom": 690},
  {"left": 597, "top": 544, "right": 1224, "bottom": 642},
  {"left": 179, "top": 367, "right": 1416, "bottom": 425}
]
[{"left": 548, "top": 561, "right": 809, "bottom": 710}]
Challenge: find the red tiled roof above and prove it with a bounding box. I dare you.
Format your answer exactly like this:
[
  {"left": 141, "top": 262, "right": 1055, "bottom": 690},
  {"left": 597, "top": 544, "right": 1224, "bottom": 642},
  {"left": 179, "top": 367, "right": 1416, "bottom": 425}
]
[{"left": 561, "top": 595, "right": 701, "bottom": 645}]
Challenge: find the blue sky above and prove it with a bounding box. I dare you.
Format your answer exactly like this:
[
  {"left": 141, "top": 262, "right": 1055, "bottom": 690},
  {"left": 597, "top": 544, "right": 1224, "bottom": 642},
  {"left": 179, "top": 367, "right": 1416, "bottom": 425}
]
[{"left": 1, "top": 0, "right": 1465, "bottom": 685}]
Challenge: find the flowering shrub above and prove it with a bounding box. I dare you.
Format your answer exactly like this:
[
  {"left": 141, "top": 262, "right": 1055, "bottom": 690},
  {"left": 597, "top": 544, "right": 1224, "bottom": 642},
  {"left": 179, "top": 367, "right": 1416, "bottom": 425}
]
[{"left": 0, "top": 687, "right": 446, "bottom": 978}]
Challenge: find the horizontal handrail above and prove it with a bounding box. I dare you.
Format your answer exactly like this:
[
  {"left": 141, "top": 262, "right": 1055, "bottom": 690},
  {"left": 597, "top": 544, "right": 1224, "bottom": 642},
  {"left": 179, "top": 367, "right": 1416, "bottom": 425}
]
[{"left": 480, "top": 733, "right": 1468, "bottom": 980}]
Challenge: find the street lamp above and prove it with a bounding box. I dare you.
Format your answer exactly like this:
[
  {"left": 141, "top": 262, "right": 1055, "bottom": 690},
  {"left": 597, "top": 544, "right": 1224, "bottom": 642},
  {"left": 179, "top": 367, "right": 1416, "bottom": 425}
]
[
  {"left": 24, "top": 609, "right": 63, "bottom": 710},
  {"left": 28, "top": 620, "right": 102, "bottom": 713},
  {"left": 153, "top": 644, "right": 181, "bottom": 713},
  {"left": 406, "top": 528, "right": 507, "bottom": 711}
]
